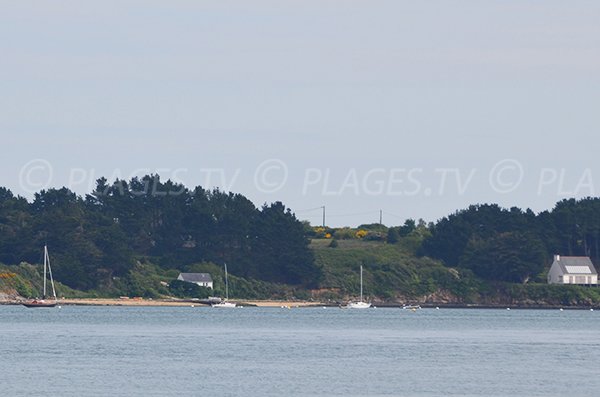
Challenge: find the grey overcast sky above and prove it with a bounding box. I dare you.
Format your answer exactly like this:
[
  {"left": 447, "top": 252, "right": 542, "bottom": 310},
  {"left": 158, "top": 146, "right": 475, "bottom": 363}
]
[{"left": 1, "top": 1, "right": 599, "bottom": 226}]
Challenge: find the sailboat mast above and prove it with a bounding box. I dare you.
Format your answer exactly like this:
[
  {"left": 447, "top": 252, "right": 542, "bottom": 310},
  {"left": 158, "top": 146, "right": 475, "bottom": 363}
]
[
  {"left": 360, "top": 265, "right": 363, "bottom": 302},
  {"left": 43, "top": 245, "right": 48, "bottom": 299},
  {"left": 47, "top": 250, "right": 57, "bottom": 301},
  {"left": 224, "top": 263, "right": 229, "bottom": 300}
]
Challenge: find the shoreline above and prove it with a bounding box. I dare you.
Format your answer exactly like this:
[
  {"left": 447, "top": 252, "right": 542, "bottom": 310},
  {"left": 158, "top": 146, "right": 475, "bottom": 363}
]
[
  {"left": 0, "top": 298, "right": 598, "bottom": 309},
  {"left": 0, "top": 298, "right": 328, "bottom": 307}
]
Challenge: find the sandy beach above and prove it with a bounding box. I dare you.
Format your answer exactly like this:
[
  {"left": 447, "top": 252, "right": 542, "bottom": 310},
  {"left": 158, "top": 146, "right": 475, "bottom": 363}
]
[{"left": 2, "top": 298, "right": 326, "bottom": 307}]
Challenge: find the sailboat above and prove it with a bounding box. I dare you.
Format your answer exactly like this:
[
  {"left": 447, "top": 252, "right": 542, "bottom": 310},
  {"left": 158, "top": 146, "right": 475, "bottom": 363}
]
[
  {"left": 22, "top": 245, "right": 58, "bottom": 308},
  {"left": 345, "top": 265, "right": 371, "bottom": 309},
  {"left": 212, "top": 263, "right": 236, "bottom": 308}
]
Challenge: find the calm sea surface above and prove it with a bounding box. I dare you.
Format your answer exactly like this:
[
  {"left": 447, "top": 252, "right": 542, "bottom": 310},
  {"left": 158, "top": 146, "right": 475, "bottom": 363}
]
[{"left": 1, "top": 306, "right": 599, "bottom": 396}]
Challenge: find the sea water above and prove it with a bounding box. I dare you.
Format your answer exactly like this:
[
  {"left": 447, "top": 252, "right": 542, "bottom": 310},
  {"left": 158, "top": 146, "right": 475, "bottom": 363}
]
[{"left": 1, "top": 306, "right": 599, "bottom": 396}]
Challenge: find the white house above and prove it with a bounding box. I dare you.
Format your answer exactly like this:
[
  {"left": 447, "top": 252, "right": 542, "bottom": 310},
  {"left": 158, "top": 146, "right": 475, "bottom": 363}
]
[
  {"left": 177, "top": 273, "right": 213, "bottom": 289},
  {"left": 547, "top": 255, "right": 598, "bottom": 285}
]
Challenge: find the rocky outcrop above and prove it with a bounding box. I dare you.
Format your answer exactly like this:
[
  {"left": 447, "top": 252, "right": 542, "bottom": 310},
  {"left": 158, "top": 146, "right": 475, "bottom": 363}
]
[{"left": 0, "top": 290, "right": 22, "bottom": 302}]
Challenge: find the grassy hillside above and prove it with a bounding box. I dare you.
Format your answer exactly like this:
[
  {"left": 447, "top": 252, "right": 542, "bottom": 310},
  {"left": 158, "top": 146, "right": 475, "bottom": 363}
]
[
  {"left": 311, "top": 239, "right": 483, "bottom": 302},
  {"left": 0, "top": 260, "right": 306, "bottom": 301},
  {"left": 0, "top": 263, "right": 89, "bottom": 299}
]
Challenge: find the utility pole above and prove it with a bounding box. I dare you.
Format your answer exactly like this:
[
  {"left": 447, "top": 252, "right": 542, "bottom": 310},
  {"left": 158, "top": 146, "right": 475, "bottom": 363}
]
[
  {"left": 322, "top": 206, "right": 326, "bottom": 227},
  {"left": 380, "top": 210, "right": 383, "bottom": 225}
]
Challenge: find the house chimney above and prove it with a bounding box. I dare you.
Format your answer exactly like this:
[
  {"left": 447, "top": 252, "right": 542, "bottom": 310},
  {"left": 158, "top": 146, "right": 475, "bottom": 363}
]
[{"left": 554, "top": 254, "right": 560, "bottom": 262}]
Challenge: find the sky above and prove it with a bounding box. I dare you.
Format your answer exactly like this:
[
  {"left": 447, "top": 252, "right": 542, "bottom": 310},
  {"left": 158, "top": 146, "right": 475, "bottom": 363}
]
[{"left": 1, "top": 1, "right": 599, "bottom": 226}]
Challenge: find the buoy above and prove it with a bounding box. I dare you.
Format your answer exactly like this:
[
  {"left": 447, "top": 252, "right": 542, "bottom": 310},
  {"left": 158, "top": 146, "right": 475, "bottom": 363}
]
[
  {"left": 506, "top": 308, "right": 510, "bottom": 311},
  {"left": 436, "top": 307, "right": 440, "bottom": 310},
  {"left": 559, "top": 308, "right": 563, "bottom": 311},
  {"left": 191, "top": 305, "right": 195, "bottom": 307},
  {"left": 58, "top": 306, "right": 62, "bottom": 309},
  {"left": 591, "top": 308, "right": 594, "bottom": 312}
]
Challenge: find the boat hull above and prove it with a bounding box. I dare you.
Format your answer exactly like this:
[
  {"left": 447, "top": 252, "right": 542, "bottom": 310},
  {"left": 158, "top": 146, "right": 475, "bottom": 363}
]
[
  {"left": 212, "top": 302, "right": 237, "bottom": 308},
  {"left": 345, "top": 301, "right": 372, "bottom": 309},
  {"left": 22, "top": 301, "right": 57, "bottom": 308}
]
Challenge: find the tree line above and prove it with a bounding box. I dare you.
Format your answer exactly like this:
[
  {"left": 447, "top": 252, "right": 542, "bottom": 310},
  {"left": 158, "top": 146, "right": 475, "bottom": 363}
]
[
  {"left": 419, "top": 198, "right": 600, "bottom": 283},
  {"left": 0, "top": 175, "right": 319, "bottom": 290},
  {"left": 3, "top": 174, "right": 600, "bottom": 292}
]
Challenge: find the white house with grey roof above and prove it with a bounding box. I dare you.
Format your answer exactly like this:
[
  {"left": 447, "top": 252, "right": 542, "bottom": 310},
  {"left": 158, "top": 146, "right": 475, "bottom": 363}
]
[
  {"left": 177, "top": 273, "right": 213, "bottom": 289},
  {"left": 547, "top": 255, "right": 598, "bottom": 285}
]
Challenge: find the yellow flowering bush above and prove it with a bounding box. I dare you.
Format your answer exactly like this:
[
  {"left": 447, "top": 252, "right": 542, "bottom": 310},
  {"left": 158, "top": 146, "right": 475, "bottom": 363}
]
[{"left": 355, "top": 229, "right": 368, "bottom": 239}]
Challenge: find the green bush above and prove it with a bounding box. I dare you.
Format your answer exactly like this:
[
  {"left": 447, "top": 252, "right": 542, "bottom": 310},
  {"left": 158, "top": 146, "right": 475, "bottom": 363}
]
[
  {"left": 332, "top": 228, "right": 356, "bottom": 240},
  {"left": 168, "top": 279, "right": 211, "bottom": 299},
  {"left": 387, "top": 228, "right": 400, "bottom": 244}
]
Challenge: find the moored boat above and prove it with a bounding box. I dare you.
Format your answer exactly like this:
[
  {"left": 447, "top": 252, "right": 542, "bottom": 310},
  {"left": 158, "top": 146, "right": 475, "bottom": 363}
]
[
  {"left": 22, "top": 245, "right": 59, "bottom": 308},
  {"left": 22, "top": 299, "right": 57, "bottom": 308},
  {"left": 343, "top": 265, "right": 371, "bottom": 309},
  {"left": 212, "top": 263, "right": 236, "bottom": 308}
]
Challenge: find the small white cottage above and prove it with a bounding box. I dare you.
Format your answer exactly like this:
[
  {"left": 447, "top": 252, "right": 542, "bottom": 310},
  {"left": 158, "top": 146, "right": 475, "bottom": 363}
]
[
  {"left": 177, "top": 273, "right": 213, "bottom": 289},
  {"left": 547, "top": 255, "right": 598, "bottom": 285}
]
